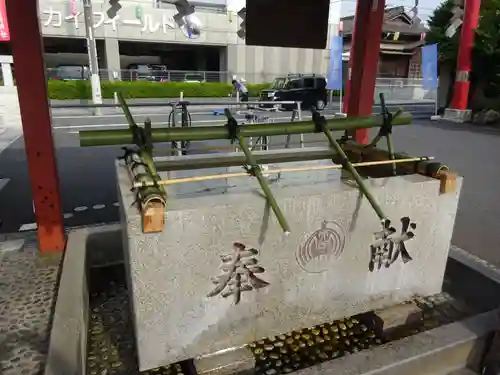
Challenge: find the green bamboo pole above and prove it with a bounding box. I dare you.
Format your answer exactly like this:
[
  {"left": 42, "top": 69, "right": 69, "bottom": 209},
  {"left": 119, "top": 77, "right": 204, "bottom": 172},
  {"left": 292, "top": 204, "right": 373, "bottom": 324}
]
[
  {"left": 79, "top": 113, "right": 412, "bottom": 147},
  {"left": 238, "top": 135, "right": 291, "bottom": 234},
  {"left": 342, "top": 140, "right": 448, "bottom": 177},
  {"left": 117, "top": 92, "right": 137, "bottom": 130},
  {"left": 116, "top": 92, "right": 167, "bottom": 212},
  {"left": 320, "top": 122, "right": 387, "bottom": 222},
  {"left": 137, "top": 150, "right": 167, "bottom": 198},
  {"left": 365, "top": 108, "right": 403, "bottom": 149}
]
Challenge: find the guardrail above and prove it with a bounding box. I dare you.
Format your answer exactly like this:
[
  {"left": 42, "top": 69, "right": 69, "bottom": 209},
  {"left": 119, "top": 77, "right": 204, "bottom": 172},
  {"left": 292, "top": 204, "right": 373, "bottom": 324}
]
[{"left": 50, "top": 100, "right": 300, "bottom": 109}]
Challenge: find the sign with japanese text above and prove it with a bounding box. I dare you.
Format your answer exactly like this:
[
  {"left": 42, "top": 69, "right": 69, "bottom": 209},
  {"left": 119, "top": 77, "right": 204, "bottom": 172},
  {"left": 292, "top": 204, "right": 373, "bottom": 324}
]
[
  {"left": 0, "top": 0, "right": 10, "bottom": 42},
  {"left": 41, "top": 6, "right": 193, "bottom": 37}
]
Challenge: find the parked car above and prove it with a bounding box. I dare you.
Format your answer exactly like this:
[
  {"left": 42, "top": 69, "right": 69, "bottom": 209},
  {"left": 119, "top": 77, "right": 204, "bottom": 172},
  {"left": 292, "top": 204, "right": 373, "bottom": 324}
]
[
  {"left": 259, "top": 76, "right": 287, "bottom": 104},
  {"left": 53, "top": 65, "right": 89, "bottom": 81},
  {"left": 183, "top": 73, "right": 205, "bottom": 83},
  {"left": 259, "top": 74, "right": 328, "bottom": 110},
  {"left": 125, "top": 64, "right": 169, "bottom": 82}
]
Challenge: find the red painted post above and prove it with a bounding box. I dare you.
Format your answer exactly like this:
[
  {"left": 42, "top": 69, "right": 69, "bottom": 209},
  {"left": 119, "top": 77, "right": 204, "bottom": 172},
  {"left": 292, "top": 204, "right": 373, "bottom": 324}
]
[
  {"left": 343, "top": 0, "right": 385, "bottom": 144},
  {"left": 450, "top": 0, "right": 481, "bottom": 110},
  {"left": 5, "top": 0, "right": 66, "bottom": 252}
]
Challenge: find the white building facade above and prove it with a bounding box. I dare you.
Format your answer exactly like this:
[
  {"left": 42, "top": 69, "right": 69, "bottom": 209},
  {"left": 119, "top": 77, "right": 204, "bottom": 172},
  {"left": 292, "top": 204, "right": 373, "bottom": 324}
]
[{"left": 34, "top": 0, "right": 341, "bottom": 82}]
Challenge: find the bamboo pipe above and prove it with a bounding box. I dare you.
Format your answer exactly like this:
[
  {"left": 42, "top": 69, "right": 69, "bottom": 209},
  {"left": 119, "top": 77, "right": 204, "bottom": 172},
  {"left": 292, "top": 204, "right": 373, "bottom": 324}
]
[
  {"left": 237, "top": 135, "right": 290, "bottom": 234},
  {"left": 341, "top": 140, "right": 449, "bottom": 177},
  {"left": 319, "top": 121, "right": 388, "bottom": 222},
  {"left": 79, "top": 113, "right": 412, "bottom": 147},
  {"left": 118, "top": 92, "right": 137, "bottom": 130},
  {"left": 132, "top": 156, "right": 434, "bottom": 188}
]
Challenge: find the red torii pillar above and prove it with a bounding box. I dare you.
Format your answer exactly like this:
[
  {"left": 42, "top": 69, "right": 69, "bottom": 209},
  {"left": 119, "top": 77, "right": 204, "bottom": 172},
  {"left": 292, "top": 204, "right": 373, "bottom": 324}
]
[
  {"left": 343, "top": 0, "right": 386, "bottom": 144},
  {"left": 449, "top": 0, "right": 481, "bottom": 111},
  {"left": 5, "top": 0, "right": 66, "bottom": 253}
]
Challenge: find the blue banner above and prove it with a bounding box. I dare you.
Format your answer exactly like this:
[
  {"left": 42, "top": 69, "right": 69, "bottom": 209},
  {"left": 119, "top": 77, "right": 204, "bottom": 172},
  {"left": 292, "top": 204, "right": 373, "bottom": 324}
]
[
  {"left": 327, "top": 36, "right": 343, "bottom": 91},
  {"left": 421, "top": 44, "right": 438, "bottom": 90}
]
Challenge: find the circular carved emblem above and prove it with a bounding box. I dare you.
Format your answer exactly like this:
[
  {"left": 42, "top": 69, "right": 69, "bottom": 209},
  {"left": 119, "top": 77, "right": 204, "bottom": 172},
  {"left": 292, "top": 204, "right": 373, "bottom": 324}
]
[{"left": 296, "top": 220, "right": 346, "bottom": 273}]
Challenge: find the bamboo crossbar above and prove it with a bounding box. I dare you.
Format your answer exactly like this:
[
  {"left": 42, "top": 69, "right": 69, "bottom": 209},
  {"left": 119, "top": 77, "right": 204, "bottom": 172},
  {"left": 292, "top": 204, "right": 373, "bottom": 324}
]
[
  {"left": 132, "top": 156, "right": 434, "bottom": 188},
  {"left": 79, "top": 113, "right": 412, "bottom": 147}
]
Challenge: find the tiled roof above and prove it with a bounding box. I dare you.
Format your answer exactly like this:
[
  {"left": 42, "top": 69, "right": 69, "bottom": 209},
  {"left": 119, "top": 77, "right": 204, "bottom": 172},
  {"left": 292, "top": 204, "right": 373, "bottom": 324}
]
[{"left": 340, "top": 6, "right": 428, "bottom": 35}]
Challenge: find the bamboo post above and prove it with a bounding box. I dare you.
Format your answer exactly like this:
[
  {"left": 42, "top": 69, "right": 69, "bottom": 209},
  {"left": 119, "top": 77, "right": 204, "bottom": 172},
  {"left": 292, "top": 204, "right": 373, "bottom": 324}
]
[
  {"left": 378, "top": 93, "right": 398, "bottom": 176},
  {"left": 364, "top": 108, "right": 403, "bottom": 149},
  {"left": 237, "top": 135, "right": 291, "bottom": 234}
]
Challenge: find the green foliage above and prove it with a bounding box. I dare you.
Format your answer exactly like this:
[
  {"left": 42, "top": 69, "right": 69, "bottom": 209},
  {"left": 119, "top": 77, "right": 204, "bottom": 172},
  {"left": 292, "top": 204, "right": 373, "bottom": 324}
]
[
  {"left": 48, "top": 80, "right": 91, "bottom": 100},
  {"left": 426, "top": 0, "right": 500, "bottom": 92},
  {"left": 474, "top": 0, "right": 500, "bottom": 97},
  {"left": 425, "top": 0, "right": 459, "bottom": 65},
  {"left": 475, "top": 0, "right": 500, "bottom": 56},
  {"left": 47, "top": 80, "right": 271, "bottom": 100}
]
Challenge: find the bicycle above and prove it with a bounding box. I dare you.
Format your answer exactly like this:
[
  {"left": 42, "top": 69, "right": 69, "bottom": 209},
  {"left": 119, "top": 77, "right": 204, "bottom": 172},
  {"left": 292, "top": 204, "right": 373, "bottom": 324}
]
[{"left": 167, "top": 103, "right": 192, "bottom": 155}]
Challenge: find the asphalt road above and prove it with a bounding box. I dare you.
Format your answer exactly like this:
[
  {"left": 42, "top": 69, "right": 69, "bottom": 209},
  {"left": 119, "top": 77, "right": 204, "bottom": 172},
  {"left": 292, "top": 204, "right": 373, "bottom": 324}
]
[{"left": 6, "top": 102, "right": 500, "bottom": 269}]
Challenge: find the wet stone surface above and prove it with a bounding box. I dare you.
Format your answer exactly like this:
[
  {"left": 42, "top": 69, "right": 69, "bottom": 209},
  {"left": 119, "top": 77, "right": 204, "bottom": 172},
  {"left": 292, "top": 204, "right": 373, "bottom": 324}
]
[
  {"left": 88, "top": 263, "right": 483, "bottom": 375},
  {"left": 0, "top": 233, "right": 61, "bottom": 375}
]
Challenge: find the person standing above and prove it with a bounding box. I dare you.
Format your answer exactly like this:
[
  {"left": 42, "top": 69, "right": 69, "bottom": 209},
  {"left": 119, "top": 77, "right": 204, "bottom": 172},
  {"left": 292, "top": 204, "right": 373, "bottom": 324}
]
[{"left": 231, "top": 79, "right": 249, "bottom": 102}]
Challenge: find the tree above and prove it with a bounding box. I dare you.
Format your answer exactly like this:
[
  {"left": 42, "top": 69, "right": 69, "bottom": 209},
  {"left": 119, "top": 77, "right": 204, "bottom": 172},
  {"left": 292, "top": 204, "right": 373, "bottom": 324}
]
[
  {"left": 425, "top": 0, "right": 460, "bottom": 66},
  {"left": 425, "top": 0, "right": 500, "bottom": 100},
  {"left": 474, "top": 0, "right": 500, "bottom": 97}
]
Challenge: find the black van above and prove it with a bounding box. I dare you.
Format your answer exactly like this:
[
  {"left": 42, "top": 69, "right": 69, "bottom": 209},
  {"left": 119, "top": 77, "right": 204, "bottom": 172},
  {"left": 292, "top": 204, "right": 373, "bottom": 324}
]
[{"left": 259, "top": 74, "right": 328, "bottom": 110}]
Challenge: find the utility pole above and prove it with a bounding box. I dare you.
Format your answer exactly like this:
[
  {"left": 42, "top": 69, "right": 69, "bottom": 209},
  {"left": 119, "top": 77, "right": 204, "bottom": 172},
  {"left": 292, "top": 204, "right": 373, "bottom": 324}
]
[{"left": 83, "top": 0, "right": 102, "bottom": 114}]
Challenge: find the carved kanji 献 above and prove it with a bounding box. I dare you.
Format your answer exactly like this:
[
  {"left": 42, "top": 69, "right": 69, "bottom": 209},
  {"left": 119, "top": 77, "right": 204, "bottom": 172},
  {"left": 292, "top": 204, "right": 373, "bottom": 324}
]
[{"left": 369, "top": 217, "right": 416, "bottom": 271}]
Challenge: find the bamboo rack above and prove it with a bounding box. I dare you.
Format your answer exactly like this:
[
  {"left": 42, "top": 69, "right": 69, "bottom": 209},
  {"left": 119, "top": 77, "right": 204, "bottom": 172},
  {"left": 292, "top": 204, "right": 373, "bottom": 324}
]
[
  {"left": 108, "top": 93, "right": 451, "bottom": 236},
  {"left": 133, "top": 156, "right": 434, "bottom": 188}
]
